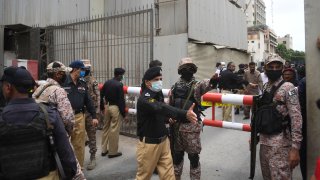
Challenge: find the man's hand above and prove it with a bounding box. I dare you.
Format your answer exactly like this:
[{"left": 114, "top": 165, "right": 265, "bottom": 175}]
[
  {"left": 92, "top": 119, "right": 99, "bottom": 126},
  {"left": 186, "top": 103, "right": 197, "bottom": 124},
  {"left": 289, "top": 148, "right": 300, "bottom": 169}
]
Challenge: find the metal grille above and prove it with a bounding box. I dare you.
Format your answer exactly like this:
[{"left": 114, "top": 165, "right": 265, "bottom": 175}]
[
  {"left": 45, "top": 9, "right": 154, "bottom": 86},
  {"left": 45, "top": 9, "right": 154, "bottom": 136}
]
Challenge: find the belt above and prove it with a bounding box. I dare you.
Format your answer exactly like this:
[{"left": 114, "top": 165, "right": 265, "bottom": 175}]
[
  {"left": 139, "top": 136, "right": 167, "bottom": 144},
  {"left": 74, "top": 109, "right": 83, "bottom": 114}
]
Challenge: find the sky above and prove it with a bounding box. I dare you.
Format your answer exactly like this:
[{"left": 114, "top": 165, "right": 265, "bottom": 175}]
[{"left": 264, "top": 0, "right": 305, "bottom": 51}]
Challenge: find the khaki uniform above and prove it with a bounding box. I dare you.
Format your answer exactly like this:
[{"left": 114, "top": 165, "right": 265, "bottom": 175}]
[
  {"left": 84, "top": 75, "right": 100, "bottom": 159},
  {"left": 259, "top": 77, "right": 302, "bottom": 179}
]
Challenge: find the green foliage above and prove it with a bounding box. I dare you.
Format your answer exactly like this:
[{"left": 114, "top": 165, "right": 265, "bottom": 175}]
[{"left": 275, "top": 44, "right": 305, "bottom": 63}]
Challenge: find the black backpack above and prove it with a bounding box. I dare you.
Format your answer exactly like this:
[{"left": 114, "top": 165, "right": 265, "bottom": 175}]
[{"left": 256, "top": 81, "right": 291, "bottom": 135}]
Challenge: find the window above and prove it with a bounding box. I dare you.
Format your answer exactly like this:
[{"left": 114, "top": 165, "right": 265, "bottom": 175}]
[{"left": 251, "top": 41, "right": 254, "bottom": 43}]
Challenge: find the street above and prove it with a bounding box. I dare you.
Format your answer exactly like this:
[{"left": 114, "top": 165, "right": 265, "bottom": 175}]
[{"left": 83, "top": 107, "right": 302, "bottom": 180}]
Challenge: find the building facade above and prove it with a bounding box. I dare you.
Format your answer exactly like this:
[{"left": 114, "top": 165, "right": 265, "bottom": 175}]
[
  {"left": 247, "top": 26, "right": 266, "bottom": 63},
  {"left": 277, "top": 34, "right": 293, "bottom": 50},
  {"left": 245, "top": 0, "right": 266, "bottom": 27},
  {"left": 264, "top": 28, "right": 278, "bottom": 55}
]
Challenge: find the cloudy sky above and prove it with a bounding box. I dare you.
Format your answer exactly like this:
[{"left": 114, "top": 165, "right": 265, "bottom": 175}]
[{"left": 264, "top": 0, "right": 305, "bottom": 51}]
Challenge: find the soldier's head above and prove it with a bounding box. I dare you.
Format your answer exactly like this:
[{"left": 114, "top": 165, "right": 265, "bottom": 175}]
[
  {"left": 1, "top": 66, "right": 36, "bottom": 102},
  {"left": 114, "top": 68, "right": 125, "bottom": 81},
  {"left": 47, "top": 61, "right": 70, "bottom": 84},
  {"left": 80, "top": 59, "right": 92, "bottom": 76},
  {"left": 227, "top": 62, "right": 236, "bottom": 72},
  {"left": 69, "top": 60, "right": 86, "bottom": 79},
  {"left": 142, "top": 66, "right": 162, "bottom": 92},
  {"left": 178, "top": 57, "right": 197, "bottom": 81},
  {"left": 149, "top": 59, "right": 162, "bottom": 68},
  {"left": 249, "top": 62, "right": 256, "bottom": 73},
  {"left": 264, "top": 55, "right": 284, "bottom": 82},
  {"left": 282, "top": 68, "right": 296, "bottom": 83}
]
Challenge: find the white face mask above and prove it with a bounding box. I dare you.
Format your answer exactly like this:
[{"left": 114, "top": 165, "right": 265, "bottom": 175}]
[{"left": 151, "top": 80, "right": 163, "bottom": 92}]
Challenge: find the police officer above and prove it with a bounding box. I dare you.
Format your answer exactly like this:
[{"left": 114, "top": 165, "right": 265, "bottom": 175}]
[
  {"left": 136, "top": 66, "right": 198, "bottom": 180},
  {"left": 100, "top": 67, "right": 126, "bottom": 158},
  {"left": 259, "top": 55, "right": 302, "bottom": 179},
  {"left": 62, "top": 60, "right": 99, "bottom": 168},
  {"left": 81, "top": 59, "right": 100, "bottom": 170},
  {"left": 0, "top": 66, "right": 77, "bottom": 179},
  {"left": 219, "top": 62, "right": 252, "bottom": 121},
  {"left": 170, "top": 58, "right": 217, "bottom": 180}
]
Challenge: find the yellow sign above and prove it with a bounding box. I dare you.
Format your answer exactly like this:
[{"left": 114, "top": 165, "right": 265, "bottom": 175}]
[{"left": 201, "top": 101, "right": 238, "bottom": 107}]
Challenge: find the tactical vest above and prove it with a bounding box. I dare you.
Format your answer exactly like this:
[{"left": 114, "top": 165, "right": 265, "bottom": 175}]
[
  {"left": 256, "top": 81, "right": 291, "bottom": 135},
  {"left": 0, "top": 107, "right": 55, "bottom": 179},
  {"left": 171, "top": 80, "right": 201, "bottom": 121}
]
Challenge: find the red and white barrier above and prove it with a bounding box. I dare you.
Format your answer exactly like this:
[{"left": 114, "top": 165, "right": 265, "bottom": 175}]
[
  {"left": 201, "top": 93, "right": 253, "bottom": 106},
  {"left": 203, "top": 119, "right": 251, "bottom": 132}
]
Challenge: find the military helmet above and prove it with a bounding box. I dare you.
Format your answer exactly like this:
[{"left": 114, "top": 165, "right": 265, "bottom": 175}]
[{"left": 178, "top": 57, "right": 197, "bottom": 74}]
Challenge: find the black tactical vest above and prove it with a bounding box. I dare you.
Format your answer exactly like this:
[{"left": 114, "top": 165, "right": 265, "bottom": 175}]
[
  {"left": 171, "top": 80, "right": 201, "bottom": 120},
  {"left": 0, "top": 108, "right": 54, "bottom": 180}
]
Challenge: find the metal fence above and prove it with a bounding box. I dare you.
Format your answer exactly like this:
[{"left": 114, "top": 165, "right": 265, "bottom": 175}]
[
  {"left": 45, "top": 9, "right": 154, "bottom": 136},
  {"left": 45, "top": 8, "right": 154, "bottom": 86}
]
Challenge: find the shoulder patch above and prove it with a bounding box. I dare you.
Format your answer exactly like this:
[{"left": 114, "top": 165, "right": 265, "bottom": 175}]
[
  {"left": 288, "top": 89, "right": 297, "bottom": 96},
  {"left": 145, "top": 92, "right": 150, "bottom": 97}
]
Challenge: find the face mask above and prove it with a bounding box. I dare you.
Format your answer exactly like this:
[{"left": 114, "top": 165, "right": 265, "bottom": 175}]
[
  {"left": 80, "top": 70, "right": 86, "bottom": 78},
  {"left": 59, "top": 74, "right": 67, "bottom": 84},
  {"left": 151, "top": 80, "right": 162, "bottom": 92},
  {"left": 265, "top": 69, "right": 282, "bottom": 81},
  {"left": 180, "top": 68, "right": 194, "bottom": 81},
  {"left": 85, "top": 69, "right": 90, "bottom": 76}
]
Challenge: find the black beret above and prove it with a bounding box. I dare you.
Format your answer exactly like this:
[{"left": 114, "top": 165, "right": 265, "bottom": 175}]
[
  {"left": 143, "top": 67, "right": 162, "bottom": 81},
  {"left": 0, "top": 66, "right": 36, "bottom": 87},
  {"left": 114, "top": 68, "right": 125, "bottom": 76},
  {"left": 69, "top": 60, "right": 85, "bottom": 69},
  {"left": 239, "top": 64, "right": 245, "bottom": 68}
]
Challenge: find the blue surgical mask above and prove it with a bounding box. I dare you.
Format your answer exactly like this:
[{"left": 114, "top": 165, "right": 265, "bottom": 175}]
[
  {"left": 80, "top": 70, "right": 86, "bottom": 77},
  {"left": 151, "top": 80, "right": 162, "bottom": 92}
]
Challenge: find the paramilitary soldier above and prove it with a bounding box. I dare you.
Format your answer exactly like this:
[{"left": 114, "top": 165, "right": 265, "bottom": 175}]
[
  {"left": 0, "top": 66, "right": 77, "bottom": 179},
  {"left": 33, "top": 61, "right": 85, "bottom": 179},
  {"left": 170, "top": 57, "right": 217, "bottom": 180},
  {"left": 81, "top": 59, "right": 100, "bottom": 170},
  {"left": 258, "top": 55, "right": 302, "bottom": 179},
  {"left": 136, "top": 66, "right": 198, "bottom": 180},
  {"left": 62, "top": 60, "right": 99, "bottom": 168}
]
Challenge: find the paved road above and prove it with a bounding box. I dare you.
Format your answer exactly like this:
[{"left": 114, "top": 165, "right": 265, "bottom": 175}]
[{"left": 83, "top": 107, "right": 302, "bottom": 180}]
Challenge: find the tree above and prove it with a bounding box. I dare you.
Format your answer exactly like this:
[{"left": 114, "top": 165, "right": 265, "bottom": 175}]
[{"left": 276, "top": 44, "right": 305, "bottom": 64}]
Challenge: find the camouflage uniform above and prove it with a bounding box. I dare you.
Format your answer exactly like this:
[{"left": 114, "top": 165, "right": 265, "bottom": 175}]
[
  {"left": 171, "top": 78, "right": 213, "bottom": 180},
  {"left": 84, "top": 75, "right": 100, "bottom": 159},
  {"left": 259, "top": 77, "right": 302, "bottom": 179},
  {"left": 33, "top": 78, "right": 75, "bottom": 134},
  {"left": 33, "top": 78, "right": 86, "bottom": 180}
]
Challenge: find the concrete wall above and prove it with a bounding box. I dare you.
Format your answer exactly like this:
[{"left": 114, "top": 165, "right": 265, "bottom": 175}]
[
  {"left": 305, "top": 0, "right": 320, "bottom": 178},
  {"left": 188, "top": 43, "right": 250, "bottom": 81},
  {"left": 154, "top": 33, "right": 188, "bottom": 88},
  {"left": 0, "top": 0, "right": 4, "bottom": 75}
]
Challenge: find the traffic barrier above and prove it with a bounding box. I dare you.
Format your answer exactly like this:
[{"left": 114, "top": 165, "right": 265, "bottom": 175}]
[{"left": 101, "top": 85, "right": 253, "bottom": 132}]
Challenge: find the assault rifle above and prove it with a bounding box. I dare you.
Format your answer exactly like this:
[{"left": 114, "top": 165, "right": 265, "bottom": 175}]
[{"left": 249, "top": 96, "right": 259, "bottom": 179}]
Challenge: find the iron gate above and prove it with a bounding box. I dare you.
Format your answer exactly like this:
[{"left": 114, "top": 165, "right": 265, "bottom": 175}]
[
  {"left": 45, "top": 9, "right": 154, "bottom": 136},
  {"left": 45, "top": 9, "right": 154, "bottom": 86}
]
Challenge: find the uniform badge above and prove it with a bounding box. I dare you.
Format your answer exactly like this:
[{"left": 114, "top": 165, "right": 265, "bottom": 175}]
[
  {"left": 145, "top": 92, "right": 150, "bottom": 97},
  {"left": 288, "top": 89, "right": 297, "bottom": 96},
  {"left": 148, "top": 98, "right": 155, "bottom": 103}
]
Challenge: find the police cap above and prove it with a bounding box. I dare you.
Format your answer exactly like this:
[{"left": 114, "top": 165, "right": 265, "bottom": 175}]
[
  {"left": 0, "top": 66, "right": 36, "bottom": 88},
  {"left": 69, "top": 60, "right": 85, "bottom": 69},
  {"left": 143, "top": 66, "right": 162, "bottom": 81}
]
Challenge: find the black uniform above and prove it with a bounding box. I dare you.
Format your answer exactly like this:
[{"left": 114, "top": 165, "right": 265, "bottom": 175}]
[
  {"left": 137, "top": 88, "right": 187, "bottom": 138},
  {"left": 136, "top": 87, "right": 189, "bottom": 180},
  {"left": 62, "top": 74, "right": 97, "bottom": 118},
  {"left": 0, "top": 98, "right": 77, "bottom": 179},
  {"left": 219, "top": 69, "right": 249, "bottom": 91},
  {"left": 100, "top": 78, "right": 125, "bottom": 117}
]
